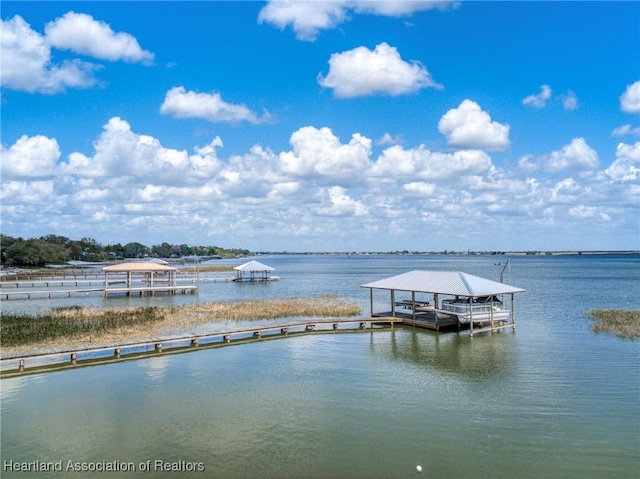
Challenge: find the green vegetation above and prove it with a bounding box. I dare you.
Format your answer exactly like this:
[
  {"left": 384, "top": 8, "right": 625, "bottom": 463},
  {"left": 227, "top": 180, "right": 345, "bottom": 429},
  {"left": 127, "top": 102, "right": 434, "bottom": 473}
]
[
  {"left": 182, "top": 265, "right": 235, "bottom": 273},
  {"left": 0, "top": 296, "right": 361, "bottom": 347},
  {"left": 0, "top": 234, "right": 252, "bottom": 266},
  {"left": 1, "top": 306, "right": 166, "bottom": 346},
  {"left": 587, "top": 309, "right": 640, "bottom": 339}
]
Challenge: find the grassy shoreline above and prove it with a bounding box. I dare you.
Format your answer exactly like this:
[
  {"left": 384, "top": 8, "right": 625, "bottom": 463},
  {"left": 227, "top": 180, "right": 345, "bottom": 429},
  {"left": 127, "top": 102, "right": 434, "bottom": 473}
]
[
  {"left": 587, "top": 309, "right": 640, "bottom": 339},
  {"left": 0, "top": 296, "right": 361, "bottom": 358}
]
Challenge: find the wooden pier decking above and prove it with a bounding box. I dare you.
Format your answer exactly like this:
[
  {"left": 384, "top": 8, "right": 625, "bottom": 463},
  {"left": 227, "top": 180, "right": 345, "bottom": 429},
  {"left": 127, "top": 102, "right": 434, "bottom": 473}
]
[
  {"left": 0, "top": 318, "right": 402, "bottom": 377},
  {"left": 372, "top": 310, "right": 460, "bottom": 331},
  {"left": 0, "top": 285, "right": 198, "bottom": 300}
]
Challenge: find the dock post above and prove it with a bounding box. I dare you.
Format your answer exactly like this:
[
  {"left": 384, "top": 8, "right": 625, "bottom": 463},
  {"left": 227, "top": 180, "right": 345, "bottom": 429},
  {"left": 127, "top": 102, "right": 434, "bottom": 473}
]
[
  {"left": 114, "top": 348, "right": 121, "bottom": 358},
  {"left": 19, "top": 359, "right": 24, "bottom": 372},
  {"left": 191, "top": 338, "right": 199, "bottom": 348}
]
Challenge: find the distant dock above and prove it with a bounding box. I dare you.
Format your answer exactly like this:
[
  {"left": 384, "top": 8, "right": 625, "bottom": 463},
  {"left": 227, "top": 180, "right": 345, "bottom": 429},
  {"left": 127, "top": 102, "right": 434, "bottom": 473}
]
[
  {"left": 0, "top": 263, "right": 209, "bottom": 299},
  {"left": 0, "top": 281, "right": 198, "bottom": 300}
]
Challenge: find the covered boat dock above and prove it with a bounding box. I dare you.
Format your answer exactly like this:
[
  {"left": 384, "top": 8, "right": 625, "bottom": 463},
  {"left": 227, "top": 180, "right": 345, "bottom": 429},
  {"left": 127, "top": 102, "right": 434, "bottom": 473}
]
[
  {"left": 103, "top": 262, "right": 197, "bottom": 297},
  {"left": 362, "top": 271, "right": 525, "bottom": 336},
  {"left": 232, "top": 260, "right": 279, "bottom": 282}
]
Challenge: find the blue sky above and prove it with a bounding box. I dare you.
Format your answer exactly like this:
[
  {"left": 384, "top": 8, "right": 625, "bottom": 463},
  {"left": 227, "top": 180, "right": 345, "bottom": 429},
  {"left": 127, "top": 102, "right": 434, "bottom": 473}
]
[{"left": 1, "top": 1, "right": 639, "bottom": 252}]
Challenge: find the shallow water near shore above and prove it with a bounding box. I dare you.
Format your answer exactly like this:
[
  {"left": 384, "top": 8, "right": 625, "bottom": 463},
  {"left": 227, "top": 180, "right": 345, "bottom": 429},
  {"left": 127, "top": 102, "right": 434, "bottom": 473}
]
[{"left": 1, "top": 254, "right": 639, "bottom": 478}]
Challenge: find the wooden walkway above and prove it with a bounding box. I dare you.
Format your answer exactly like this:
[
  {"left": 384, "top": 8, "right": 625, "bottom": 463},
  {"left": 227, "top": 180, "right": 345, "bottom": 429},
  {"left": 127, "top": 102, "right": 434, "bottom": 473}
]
[
  {"left": 0, "top": 318, "right": 402, "bottom": 377},
  {"left": 0, "top": 285, "right": 198, "bottom": 299},
  {"left": 373, "top": 311, "right": 460, "bottom": 331}
]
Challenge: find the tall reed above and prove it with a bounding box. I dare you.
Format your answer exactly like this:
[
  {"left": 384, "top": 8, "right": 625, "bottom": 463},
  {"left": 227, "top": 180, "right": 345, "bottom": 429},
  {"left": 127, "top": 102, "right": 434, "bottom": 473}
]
[
  {"left": 1, "top": 296, "right": 361, "bottom": 347},
  {"left": 586, "top": 309, "right": 640, "bottom": 339},
  {"left": 181, "top": 265, "right": 235, "bottom": 273}
]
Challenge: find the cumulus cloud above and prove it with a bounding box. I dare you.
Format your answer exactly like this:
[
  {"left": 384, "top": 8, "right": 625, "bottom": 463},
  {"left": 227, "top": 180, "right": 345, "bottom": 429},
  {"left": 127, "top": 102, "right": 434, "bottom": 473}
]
[
  {"left": 372, "top": 144, "right": 493, "bottom": 179},
  {"left": 605, "top": 142, "right": 640, "bottom": 181},
  {"left": 316, "top": 186, "right": 369, "bottom": 216},
  {"left": 1, "top": 180, "right": 56, "bottom": 205},
  {"left": 258, "top": 0, "right": 349, "bottom": 41},
  {"left": 279, "top": 126, "right": 371, "bottom": 180},
  {"left": 545, "top": 137, "right": 599, "bottom": 172},
  {"left": 160, "top": 87, "right": 271, "bottom": 124},
  {"left": 44, "top": 12, "right": 154, "bottom": 63},
  {"left": 403, "top": 181, "right": 436, "bottom": 196},
  {"left": 518, "top": 138, "right": 600, "bottom": 175},
  {"left": 0, "top": 134, "right": 61, "bottom": 178},
  {"left": 569, "top": 205, "right": 610, "bottom": 221},
  {"left": 523, "top": 84, "right": 552, "bottom": 108},
  {"left": 523, "top": 85, "right": 579, "bottom": 110},
  {"left": 561, "top": 90, "right": 579, "bottom": 110},
  {"left": 58, "top": 117, "right": 223, "bottom": 183},
  {"left": 620, "top": 80, "right": 640, "bottom": 113},
  {"left": 352, "top": 1, "right": 456, "bottom": 16},
  {"left": 612, "top": 124, "right": 640, "bottom": 137},
  {"left": 258, "top": 0, "right": 455, "bottom": 41},
  {"left": 318, "top": 43, "right": 441, "bottom": 98},
  {"left": 0, "top": 15, "right": 99, "bottom": 93},
  {"left": 376, "top": 132, "right": 403, "bottom": 146},
  {"left": 1, "top": 119, "right": 636, "bottom": 250},
  {"left": 1, "top": 12, "right": 152, "bottom": 93},
  {"left": 438, "top": 100, "right": 510, "bottom": 151}
]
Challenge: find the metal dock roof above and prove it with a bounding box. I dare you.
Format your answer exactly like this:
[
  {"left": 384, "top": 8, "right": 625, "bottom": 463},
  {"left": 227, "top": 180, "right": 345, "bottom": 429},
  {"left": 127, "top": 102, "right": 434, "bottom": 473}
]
[{"left": 361, "top": 270, "right": 525, "bottom": 297}]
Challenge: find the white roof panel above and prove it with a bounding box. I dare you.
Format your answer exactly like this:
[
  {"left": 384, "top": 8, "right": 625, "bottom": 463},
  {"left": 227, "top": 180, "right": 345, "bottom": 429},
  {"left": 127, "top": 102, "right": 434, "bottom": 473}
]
[
  {"left": 362, "top": 270, "right": 524, "bottom": 296},
  {"left": 103, "top": 262, "right": 177, "bottom": 272},
  {"left": 234, "top": 260, "right": 275, "bottom": 272}
]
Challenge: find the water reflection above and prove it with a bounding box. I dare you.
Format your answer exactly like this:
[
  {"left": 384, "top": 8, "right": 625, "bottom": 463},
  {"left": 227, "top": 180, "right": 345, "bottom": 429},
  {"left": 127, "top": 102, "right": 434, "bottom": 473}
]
[
  {"left": 372, "top": 328, "right": 516, "bottom": 378},
  {"left": 142, "top": 355, "right": 169, "bottom": 381}
]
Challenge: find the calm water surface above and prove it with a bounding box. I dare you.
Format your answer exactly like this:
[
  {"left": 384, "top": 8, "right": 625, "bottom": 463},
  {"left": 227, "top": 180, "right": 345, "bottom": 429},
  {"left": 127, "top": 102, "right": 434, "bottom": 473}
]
[{"left": 1, "top": 254, "right": 639, "bottom": 478}]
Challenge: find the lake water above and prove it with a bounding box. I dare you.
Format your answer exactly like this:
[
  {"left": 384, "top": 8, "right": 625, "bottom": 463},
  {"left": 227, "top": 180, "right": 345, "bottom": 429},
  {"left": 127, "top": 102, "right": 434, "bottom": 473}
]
[{"left": 1, "top": 254, "right": 639, "bottom": 478}]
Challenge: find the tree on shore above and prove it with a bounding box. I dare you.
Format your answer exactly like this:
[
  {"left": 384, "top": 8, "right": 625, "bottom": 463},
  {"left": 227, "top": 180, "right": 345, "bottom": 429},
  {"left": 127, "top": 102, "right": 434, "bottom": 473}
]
[{"left": 0, "top": 234, "right": 251, "bottom": 266}]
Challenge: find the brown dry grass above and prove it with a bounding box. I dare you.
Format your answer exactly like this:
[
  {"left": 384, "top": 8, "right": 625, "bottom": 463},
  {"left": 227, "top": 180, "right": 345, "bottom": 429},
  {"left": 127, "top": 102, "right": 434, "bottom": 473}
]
[
  {"left": 587, "top": 309, "right": 640, "bottom": 339},
  {"left": 0, "top": 296, "right": 361, "bottom": 358},
  {"left": 180, "top": 265, "right": 235, "bottom": 273}
]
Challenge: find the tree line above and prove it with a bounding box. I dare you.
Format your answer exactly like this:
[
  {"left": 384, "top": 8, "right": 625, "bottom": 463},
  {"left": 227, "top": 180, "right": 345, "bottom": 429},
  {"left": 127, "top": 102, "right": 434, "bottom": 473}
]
[{"left": 0, "top": 234, "right": 252, "bottom": 267}]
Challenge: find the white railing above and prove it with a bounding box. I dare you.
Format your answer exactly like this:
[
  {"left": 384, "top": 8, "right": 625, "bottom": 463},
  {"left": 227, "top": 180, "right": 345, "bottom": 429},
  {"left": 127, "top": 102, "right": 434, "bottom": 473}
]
[
  {"left": 440, "top": 302, "right": 501, "bottom": 314},
  {"left": 440, "top": 300, "right": 508, "bottom": 319}
]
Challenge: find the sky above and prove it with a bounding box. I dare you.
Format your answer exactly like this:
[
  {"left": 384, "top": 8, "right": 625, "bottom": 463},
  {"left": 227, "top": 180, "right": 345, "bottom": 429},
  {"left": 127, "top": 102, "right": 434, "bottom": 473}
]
[{"left": 1, "top": 1, "right": 639, "bottom": 253}]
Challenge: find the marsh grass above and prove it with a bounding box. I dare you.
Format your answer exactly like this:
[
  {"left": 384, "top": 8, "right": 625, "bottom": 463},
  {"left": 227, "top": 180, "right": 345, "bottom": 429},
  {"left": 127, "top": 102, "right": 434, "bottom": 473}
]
[
  {"left": 181, "top": 265, "right": 235, "bottom": 273},
  {"left": 170, "top": 296, "right": 360, "bottom": 321},
  {"left": 587, "top": 309, "right": 640, "bottom": 339},
  {"left": 0, "top": 296, "right": 361, "bottom": 348},
  {"left": 1, "top": 306, "right": 165, "bottom": 346}
]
